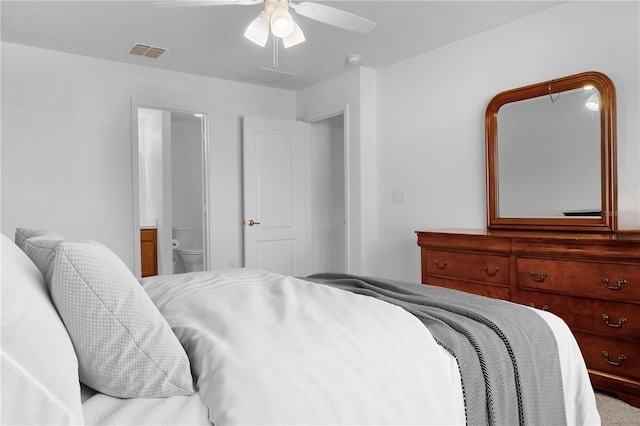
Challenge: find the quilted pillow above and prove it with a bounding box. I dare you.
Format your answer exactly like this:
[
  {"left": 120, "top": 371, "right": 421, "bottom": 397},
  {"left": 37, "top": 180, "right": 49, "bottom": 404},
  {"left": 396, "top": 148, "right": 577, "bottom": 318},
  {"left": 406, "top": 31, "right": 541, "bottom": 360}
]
[{"left": 51, "top": 240, "right": 194, "bottom": 398}]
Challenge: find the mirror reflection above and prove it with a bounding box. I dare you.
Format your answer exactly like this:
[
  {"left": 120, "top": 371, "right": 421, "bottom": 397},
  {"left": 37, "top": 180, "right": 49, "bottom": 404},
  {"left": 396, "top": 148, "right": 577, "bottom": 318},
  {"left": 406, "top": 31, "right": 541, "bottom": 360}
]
[
  {"left": 485, "top": 71, "right": 617, "bottom": 232},
  {"left": 497, "top": 87, "right": 602, "bottom": 217}
]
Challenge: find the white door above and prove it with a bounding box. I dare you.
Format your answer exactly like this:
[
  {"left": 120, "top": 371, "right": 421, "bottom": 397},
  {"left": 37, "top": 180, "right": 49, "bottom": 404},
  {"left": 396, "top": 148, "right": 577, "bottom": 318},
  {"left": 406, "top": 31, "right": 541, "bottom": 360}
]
[{"left": 243, "top": 115, "right": 310, "bottom": 276}]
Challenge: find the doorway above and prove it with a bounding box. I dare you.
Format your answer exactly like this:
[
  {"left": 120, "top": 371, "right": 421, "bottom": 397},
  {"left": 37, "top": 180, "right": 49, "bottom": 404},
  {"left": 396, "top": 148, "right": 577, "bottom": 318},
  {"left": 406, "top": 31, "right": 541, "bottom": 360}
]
[
  {"left": 242, "top": 110, "right": 348, "bottom": 276},
  {"left": 134, "top": 106, "right": 209, "bottom": 277},
  {"left": 308, "top": 113, "right": 347, "bottom": 274}
]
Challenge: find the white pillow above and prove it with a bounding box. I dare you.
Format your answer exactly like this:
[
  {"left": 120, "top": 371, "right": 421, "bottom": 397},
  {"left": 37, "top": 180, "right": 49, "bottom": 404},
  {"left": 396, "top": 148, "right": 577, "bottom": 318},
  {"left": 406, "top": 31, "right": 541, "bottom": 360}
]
[
  {"left": 23, "top": 235, "right": 64, "bottom": 289},
  {"left": 51, "top": 240, "right": 195, "bottom": 398},
  {"left": 14, "top": 227, "right": 62, "bottom": 252},
  {"left": 1, "top": 234, "right": 84, "bottom": 425}
]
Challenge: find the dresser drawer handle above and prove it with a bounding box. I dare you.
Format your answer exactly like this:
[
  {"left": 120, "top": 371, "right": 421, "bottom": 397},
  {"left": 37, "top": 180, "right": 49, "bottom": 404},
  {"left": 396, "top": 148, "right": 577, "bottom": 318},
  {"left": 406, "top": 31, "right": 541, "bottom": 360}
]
[
  {"left": 601, "top": 277, "right": 627, "bottom": 290},
  {"left": 601, "top": 314, "right": 627, "bottom": 328},
  {"left": 483, "top": 265, "right": 499, "bottom": 276},
  {"left": 529, "top": 303, "right": 550, "bottom": 311},
  {"left": 528, "top": 271, "right": 549, "bottom": 282},
  {"left": 601, "top": 351, "right": 626, "bottom": 366},
  {"left": 434, "top": 260, "right": 447, "bottom": 270}
]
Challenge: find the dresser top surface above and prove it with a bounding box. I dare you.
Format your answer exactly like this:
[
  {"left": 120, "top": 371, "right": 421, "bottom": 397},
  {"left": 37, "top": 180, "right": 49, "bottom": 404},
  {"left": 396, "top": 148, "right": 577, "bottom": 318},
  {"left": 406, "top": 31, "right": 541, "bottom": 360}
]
[{"left": 416, "top": 228, "right": 640, "bottom": 242}]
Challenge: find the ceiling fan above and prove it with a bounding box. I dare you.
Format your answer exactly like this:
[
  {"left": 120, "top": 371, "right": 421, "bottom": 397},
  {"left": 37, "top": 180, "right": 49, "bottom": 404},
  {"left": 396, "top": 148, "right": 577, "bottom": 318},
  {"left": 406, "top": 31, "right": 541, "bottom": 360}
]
[{"left": 153, "top": 0, "right": 377, "bottom": 48}]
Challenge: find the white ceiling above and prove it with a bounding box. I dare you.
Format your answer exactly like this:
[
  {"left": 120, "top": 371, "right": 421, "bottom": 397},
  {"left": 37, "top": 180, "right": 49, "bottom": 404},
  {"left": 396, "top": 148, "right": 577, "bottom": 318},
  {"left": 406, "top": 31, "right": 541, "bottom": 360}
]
[{"left": 1, "top": 1, "right": 562, "bottom": 91}]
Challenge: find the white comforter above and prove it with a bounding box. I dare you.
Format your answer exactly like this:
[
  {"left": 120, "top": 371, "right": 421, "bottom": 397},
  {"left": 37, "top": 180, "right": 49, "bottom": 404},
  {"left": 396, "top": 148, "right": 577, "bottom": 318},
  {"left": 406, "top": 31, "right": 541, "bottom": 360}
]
[{"left": 139, "top": 268, "right": 599, "bottom": 426}]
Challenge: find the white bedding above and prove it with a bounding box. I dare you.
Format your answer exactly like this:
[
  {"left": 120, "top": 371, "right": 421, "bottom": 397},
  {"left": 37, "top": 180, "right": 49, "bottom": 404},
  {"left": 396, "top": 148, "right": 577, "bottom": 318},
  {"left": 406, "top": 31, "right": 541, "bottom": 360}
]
[
  {"left": 136, "top": 268, "right": 600, "bottom": 426},
  {"left": 81, "top": 388, "right": 210, "bottom": 426},
  {"left": 5, "top": 229, "right": 599, "bottom": 425}
]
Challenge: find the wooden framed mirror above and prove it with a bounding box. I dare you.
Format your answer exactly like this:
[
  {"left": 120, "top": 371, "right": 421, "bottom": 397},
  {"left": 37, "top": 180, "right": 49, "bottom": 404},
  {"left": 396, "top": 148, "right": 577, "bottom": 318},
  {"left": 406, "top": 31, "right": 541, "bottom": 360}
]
[{"left": 486, "top": 71, "right": 617, "bottom": 232}]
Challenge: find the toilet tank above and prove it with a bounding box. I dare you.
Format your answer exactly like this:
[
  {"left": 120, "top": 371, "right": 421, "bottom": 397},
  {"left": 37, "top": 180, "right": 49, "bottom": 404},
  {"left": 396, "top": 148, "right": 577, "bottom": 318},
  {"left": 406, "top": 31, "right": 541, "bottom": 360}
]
[{"left": 172, "top": 227, "right": 196, "bottom": 249}]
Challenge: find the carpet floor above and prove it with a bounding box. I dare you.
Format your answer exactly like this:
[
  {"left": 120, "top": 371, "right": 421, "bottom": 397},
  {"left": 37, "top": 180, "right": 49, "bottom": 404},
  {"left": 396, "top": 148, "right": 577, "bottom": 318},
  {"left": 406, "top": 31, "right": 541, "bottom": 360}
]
[{"left": 595, "top": 390, "right": 640, "bottom": 426}]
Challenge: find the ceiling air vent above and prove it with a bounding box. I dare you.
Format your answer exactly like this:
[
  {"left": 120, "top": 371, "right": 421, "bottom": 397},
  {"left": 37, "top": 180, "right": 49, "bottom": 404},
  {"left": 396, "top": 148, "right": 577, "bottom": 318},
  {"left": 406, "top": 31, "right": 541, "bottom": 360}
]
[{"left": 128, "top": 43, "right": 167, "bottom": 59}]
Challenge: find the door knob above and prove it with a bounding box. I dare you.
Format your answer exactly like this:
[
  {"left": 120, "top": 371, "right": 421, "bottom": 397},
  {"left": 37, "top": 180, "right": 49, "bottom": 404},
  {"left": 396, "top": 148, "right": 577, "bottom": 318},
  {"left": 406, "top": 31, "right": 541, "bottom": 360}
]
[{"left": 246, "top": 219, "right": 261, "bottom": 227}]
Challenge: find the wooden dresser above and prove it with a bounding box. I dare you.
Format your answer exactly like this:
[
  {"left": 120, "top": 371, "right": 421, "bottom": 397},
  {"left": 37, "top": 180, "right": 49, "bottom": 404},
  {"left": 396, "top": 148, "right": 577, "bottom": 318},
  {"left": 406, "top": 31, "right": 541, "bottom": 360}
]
[{"left": 416, "top": 229, "right": 640, "bottom": 407}]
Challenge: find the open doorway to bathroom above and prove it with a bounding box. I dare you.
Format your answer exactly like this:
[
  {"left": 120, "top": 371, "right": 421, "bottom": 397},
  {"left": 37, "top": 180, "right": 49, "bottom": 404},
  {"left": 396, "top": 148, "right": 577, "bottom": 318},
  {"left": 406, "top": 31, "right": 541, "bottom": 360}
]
[{"left": 136, "top": 107, "right": 208, "bottom": 276}]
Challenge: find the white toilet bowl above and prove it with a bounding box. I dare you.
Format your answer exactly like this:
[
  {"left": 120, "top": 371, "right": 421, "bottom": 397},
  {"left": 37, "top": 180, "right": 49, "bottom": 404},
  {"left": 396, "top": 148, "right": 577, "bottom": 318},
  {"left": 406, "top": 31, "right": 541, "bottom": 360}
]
[
  {"left": 178, "top": 248, "right": 204, "bottom": 272},
  {"left": 173, "top": 227, "right": 203, "bottom": 273}
]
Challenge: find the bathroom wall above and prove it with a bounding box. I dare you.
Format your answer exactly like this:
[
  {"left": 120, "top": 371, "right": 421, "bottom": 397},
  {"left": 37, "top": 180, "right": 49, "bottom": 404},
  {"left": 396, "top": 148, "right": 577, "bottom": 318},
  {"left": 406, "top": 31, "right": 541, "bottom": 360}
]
[{"left": 171, "top": 112, "right": 204, "bottom": 251}]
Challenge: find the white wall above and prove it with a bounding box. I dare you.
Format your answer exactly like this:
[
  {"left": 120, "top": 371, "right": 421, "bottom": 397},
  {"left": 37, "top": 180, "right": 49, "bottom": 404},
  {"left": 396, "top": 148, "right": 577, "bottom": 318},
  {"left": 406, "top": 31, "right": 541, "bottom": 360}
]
[
  {"left": 297, "top": 67, "right": 378, "bottom": 275},
  {"left": 171, "top": 112, "right": 203, "bottom": 249},
  {"left": 3, "top": 2, "right": 638, "bottom": 282},
  {"left": 375, "top": 1, "right": 640, "bottom": 282},
  {"left": 1, "top": 42, "right": 295, "bottom": 271}
]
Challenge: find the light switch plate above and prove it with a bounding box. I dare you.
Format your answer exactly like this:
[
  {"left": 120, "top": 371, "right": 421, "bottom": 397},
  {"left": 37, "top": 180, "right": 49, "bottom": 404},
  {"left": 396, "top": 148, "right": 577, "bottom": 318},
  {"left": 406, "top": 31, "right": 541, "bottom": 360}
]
[{"left": 392, "top": 190, "right": 406, "bottom": 204}]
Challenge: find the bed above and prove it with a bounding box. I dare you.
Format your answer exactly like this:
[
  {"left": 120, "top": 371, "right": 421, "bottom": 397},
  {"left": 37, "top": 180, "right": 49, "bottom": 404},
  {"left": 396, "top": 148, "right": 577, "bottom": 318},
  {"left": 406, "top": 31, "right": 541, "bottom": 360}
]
[{"left": 1, "top": 229, "right": 601, "bottom": 425}]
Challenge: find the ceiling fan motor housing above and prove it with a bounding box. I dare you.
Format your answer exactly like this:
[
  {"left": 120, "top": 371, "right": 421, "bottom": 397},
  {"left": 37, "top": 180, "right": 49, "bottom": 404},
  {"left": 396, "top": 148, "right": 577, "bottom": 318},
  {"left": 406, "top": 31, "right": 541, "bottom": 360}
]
[{"left": 267, "top": 1, "right": 296, "bottom": 38}]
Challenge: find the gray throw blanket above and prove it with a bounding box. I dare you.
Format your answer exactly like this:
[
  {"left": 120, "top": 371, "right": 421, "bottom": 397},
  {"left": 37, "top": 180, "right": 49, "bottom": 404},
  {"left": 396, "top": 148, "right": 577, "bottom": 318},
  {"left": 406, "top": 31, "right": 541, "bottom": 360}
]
[{"left": 303, "top": 273, "right": 566, "bottom": 426}]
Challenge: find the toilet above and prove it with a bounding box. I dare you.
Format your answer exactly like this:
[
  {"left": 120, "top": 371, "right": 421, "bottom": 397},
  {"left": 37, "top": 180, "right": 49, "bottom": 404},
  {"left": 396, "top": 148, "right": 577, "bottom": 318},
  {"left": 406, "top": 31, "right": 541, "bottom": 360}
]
[{"left": 172, "top": 227, "right": 204, "bottom": 273}]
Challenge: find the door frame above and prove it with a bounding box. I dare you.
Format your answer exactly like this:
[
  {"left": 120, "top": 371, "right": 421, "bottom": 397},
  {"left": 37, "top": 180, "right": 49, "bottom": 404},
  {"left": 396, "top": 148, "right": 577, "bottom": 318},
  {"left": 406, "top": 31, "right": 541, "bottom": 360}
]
[
  {"left": 131, "top": 98, "right": 212, "bottom": 278},
  {"left": 300, "top": 103, "right": 351, "bottom": 273}
]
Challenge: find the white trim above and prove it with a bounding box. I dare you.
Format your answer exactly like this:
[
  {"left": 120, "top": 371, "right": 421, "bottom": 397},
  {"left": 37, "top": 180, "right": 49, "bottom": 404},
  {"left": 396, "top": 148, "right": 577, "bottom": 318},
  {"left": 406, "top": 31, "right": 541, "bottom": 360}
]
[
  {"left": 160, "top": 110, "right": 173, "bottom": 275},
  {"left": 201, "top": 116, "right": 211, "bottom": 271},
  {"left": 131, "top": 99, "right": 142, "bottom": 278}
]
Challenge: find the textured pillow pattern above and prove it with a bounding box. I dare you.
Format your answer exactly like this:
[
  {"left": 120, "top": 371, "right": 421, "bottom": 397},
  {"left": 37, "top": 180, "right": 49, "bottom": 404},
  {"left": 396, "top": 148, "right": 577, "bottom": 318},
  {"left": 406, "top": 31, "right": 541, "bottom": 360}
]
[
  {"left": 51, "top": 241, "right": 194, "bottom": 398},
  {"left": 23, "top": 235, "right": 64, "bottom": 289}
]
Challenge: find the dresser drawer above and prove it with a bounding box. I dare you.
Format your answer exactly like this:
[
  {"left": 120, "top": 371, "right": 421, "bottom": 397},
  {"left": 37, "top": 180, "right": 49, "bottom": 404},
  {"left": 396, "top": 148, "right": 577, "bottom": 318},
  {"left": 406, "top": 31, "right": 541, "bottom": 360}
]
[
  {"left": 574, "top": 332, "right": 640, "bottom": 381},
  {"left": 512, "top": 291, "right": 640, "bottom": 342},
  {"left": 516, "top": 258, "right": 640, "bottom": 303},
  {"left": 426, "top": 277, "right": 511, "bottom": 301},
  {"left": 425, "top": 250, "right": 510, "bottom": 285}
]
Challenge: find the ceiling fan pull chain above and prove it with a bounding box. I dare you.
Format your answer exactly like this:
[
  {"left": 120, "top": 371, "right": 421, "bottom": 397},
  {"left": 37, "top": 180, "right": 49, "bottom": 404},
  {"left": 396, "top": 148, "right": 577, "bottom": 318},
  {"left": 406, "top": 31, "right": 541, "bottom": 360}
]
[{"left": 273, "top": 34, "right": 280, "bottom": 69}]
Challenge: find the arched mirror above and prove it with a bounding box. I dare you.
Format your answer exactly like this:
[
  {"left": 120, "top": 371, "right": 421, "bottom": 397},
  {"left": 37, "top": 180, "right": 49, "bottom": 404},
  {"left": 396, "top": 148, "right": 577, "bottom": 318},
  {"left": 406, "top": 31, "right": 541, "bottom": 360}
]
[{"left": 486, "top": 71, "right": 617, "bottom": 232}]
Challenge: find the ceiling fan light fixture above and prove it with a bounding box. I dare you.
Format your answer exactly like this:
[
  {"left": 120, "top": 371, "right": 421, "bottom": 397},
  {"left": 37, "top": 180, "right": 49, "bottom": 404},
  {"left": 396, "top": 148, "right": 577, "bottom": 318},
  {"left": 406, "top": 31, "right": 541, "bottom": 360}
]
[
  {"left": 154, "top": 0, "right": 376, "bottom": 51},
  {"left": 244, "top": 12, "right": 270, "bottom": 47},
  {"left": 270, "top": 5, "right": 295, "bottom": 38},
  {"left": 282, "top": 21, "right": 305, "bottom": 48}
]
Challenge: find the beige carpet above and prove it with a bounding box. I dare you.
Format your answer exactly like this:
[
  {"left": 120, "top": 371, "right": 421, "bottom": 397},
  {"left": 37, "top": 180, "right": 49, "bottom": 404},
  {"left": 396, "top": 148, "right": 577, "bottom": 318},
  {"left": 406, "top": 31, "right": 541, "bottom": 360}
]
[{"left": 595, "top": 391, "right": 640, "bottom": 426}]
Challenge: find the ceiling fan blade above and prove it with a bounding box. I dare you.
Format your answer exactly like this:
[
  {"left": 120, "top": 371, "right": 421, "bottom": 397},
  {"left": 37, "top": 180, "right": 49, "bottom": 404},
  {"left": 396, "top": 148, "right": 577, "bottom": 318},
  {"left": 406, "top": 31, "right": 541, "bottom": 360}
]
[
  {"left": 153, "top": 0, "right": 262, "bottom": 8},
  {"left": 290, "top": 2, "right": 376, "bottom": 33}
]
